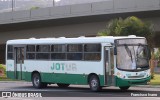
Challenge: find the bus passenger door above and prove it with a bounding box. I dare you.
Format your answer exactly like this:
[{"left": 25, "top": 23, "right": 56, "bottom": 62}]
[
  {"left": 104, "top": 47, "right": 114, "bottom": 86},
  {"left": 14, "top": 47, "right": 25, "bottom": 80}
]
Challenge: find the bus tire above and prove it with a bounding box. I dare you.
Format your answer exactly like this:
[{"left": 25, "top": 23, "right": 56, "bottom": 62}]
[
  {"left": 89, "top": 75, "right": 101, "bottom": 92},
  {"left": 32, "top": 73, "right": 43, "bottom": 89},
  {"left": 119, "top": 86, "right": 130, "bottom": 91},
  {"left": 57, "top": 83, "right": 70, "bottom": 88}
]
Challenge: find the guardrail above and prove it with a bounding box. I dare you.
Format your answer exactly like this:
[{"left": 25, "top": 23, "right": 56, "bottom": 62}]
[
  {"left": 0, "top": 0, "right": 54, "bottom": 13},
  {"left": 0, "top": 0, "right": 159, "bottom": 24},
  {"left": 0, "top": 0, "right": 109, "bottom": 13}
]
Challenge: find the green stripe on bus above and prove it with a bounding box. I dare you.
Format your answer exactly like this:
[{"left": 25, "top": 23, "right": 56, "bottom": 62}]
[
  {"left": 6, "top": 71, "right": 31, "bottom": 81},
  {"left": 7, "top": 71, "right": 105, "bottom": 86}
]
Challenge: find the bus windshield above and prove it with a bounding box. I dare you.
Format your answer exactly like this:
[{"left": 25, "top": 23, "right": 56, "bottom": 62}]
[{"left": 116, "top": 39, "right": 149, "bottom": 71}]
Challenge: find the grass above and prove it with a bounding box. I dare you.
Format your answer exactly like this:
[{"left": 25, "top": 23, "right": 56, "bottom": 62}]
[
  {"left": 0, "top": 75, "right": 17, "bottom": 81},
  {"left": 150, "top": 74, "right": 160, "bottom": 85},
  {"left": 0, "top": 73, "right": 13, "bottom": 81},
  {"left": 0, "top": 76, "right": 11, "bottom": 81}
]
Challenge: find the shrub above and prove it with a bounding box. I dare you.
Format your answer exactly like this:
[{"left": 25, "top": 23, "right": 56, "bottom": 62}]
[
  {"left": 151, "top": 73, "right": 154, "bottom": 79},
  {"left": 0, "top": 64, "right": 6, "bottom": 75}
]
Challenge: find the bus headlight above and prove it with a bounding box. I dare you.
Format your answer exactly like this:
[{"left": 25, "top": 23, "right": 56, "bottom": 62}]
[
  {"left": 120, "top": 74, "right": 125, "bottom": 78},
  {"left": 117, "top": 72, "right": 124, "bottom": 78}
]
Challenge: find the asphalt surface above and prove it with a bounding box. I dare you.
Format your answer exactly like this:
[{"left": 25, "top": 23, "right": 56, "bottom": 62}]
[{"left": 0, "top": 81, "right": 160, "bottom": 100}]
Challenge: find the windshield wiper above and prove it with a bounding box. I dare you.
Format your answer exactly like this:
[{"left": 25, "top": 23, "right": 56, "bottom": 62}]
[
  {"left": 136, "top": 43, "right": 141, "bottom": 55},
  {"left": 136, "top": 43, "right": 147, "bottom": 60},
  {"left": 124, "top": 44, "right": 133, "bottom": 62}
]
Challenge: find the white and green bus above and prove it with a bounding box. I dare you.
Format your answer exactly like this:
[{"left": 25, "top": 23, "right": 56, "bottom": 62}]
[{"left": 6, "top": 36, "right": 151, "bottom": 91}]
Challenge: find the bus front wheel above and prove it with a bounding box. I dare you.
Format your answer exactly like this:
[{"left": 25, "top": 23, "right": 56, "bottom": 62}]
[
  {"left": 32, "top": 73, "right": 43, "bottom": 89},
  {"left": 57, "top": 83, "right": 70, "bottom": 88},
  {"left": 89, "top": 75, "right": 101, "bottom": 92},
  {"left": 119, "top": 86, "right": 130, "bottom": 91}
]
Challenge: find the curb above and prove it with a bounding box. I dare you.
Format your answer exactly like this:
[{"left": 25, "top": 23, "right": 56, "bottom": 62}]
[
  {"left": 0, "top": 81, "right": 27, "bottom": 83},
  {"left": 134, "top": 85, "right": 160, "bottom": 88}
]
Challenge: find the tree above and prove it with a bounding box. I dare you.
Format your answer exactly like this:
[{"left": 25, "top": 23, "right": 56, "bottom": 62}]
[
  {"left": 98, "top": 16, "right": 155, "bottom": 49},
  {"left": 98, "top": 16, "right": 155, "bottom": 75}
]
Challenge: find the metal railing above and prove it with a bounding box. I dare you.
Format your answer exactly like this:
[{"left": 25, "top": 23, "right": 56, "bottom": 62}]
[
  {"left": 55, "top": 0, "right": 109, "bottom": 6},
  {"left": 0, "top": 0, "right": 109, "bottom": 13},
  {"left": 0, "top": 0, "right": 54, "bottom": 13}
]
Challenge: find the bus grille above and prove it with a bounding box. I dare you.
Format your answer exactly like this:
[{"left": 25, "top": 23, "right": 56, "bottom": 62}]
[{"left": 128, "top": 75, "right": 144, "bottom": 78}]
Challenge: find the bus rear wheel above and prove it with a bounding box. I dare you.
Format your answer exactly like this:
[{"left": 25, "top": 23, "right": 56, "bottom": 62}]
[
  {"left": 32, "top": 73, "right": 43, "bottom": 89},
  {"left": 119, "top": 86, "right": 130, "bottom": 91},
  {"left": 57, "top": 83, "right": 70, "bottom": 88},
  {"left": 89, "top": 75, "right": 101, "bottom": 92}
]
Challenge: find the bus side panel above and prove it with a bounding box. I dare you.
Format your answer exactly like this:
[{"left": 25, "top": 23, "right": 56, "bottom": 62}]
[
  {"left": 24, "top": 60, "right": 104, "bottom": 85},
  {"left": 6, "top": 60, "right": 15, "bottom": 79},
  {"left": 41, "top": 73, "right": 88, "bottom": 85},
  {"left": 6, "top": 71, "right": 15, "bottom": 79},
  {"left": 99, "top": 75, "right": 105, "bottom": 86},
  {"left": 24, "top": 72, "right": 32, "bottom": 81},
  {"left": 41, "top": 73, "right": 105, "bottom": 85}
]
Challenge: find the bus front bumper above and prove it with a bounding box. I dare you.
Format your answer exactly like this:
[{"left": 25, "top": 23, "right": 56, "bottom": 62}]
[{"left": 115, "top": 76, "right": 151, "bottom": 87}]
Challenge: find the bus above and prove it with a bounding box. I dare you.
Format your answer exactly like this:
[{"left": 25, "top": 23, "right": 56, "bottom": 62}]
[{"left": 6, "top": 36, "right": 151, "bottom": 91}]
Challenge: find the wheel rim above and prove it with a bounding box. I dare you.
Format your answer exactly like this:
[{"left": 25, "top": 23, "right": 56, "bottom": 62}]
[
  {"left": 91, "top": 78, "right": 98, "bottom": 89},
  {"left": 34, "top": 76, "right": 39, "bottom": 86}
]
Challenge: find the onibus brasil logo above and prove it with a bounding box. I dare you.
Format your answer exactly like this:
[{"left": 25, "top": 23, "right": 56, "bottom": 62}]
[{"left": 2, "top": 92, "right": 42, "bottom": 98}]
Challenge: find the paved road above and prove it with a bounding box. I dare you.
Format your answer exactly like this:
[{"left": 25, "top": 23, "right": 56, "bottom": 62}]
[{"left": 0, "top": 81, "right": 160, "bottom": 99}]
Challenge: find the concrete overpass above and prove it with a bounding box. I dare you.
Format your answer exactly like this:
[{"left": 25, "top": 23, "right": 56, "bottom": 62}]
[{"left": 0, "top": 0, "right": 160, "bottom": 63}]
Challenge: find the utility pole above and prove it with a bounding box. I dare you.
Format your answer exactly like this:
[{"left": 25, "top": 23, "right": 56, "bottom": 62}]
[
  {"left": 11, "top": 0, "right": 13, "bottom": 11},
  {"left": 11, "top": 0, "right": 15, "bottom": 11},
  {"left": 53, "top": 0, "right": 55, "bottom": 6}
]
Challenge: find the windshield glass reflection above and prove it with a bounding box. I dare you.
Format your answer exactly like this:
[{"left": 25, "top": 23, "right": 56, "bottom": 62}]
[{"left": 116, "top": 39, "right": 149, "bottom": 70}]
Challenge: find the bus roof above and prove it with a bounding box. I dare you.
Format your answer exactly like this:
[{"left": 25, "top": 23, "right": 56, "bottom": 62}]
[{"left": 6, "top": 36, "right": 145, "bottom": 45}]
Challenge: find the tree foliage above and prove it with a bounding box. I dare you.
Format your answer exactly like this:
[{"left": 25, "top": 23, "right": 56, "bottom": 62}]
[{"left": 98, "top": 16, "right": 155, "bottom": 48}]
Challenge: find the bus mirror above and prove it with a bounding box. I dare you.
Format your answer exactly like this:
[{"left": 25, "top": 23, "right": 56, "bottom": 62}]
[{"left": 114, "top": 47, "right": 117, "bottom": 55}]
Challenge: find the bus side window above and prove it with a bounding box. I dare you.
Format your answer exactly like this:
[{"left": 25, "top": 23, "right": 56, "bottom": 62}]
[
  {"left": 51, "top": 44, "right": 66, "bottom": 60},
  {"left": 51, "top": 44, "right": 66, "bottom": 52},
  {"left": 7, "top": 45, "right": 13, "bottom": 60},
  {"left": 26, "top": 53, "right": 35, "bottom": 59},
  {"left": 26, "top": 45, "right": 35, "bottom": 52},
  {"left": 26, "top": 45, "right": 36, "bottom": 60},
  {"left": 84, "top": 44, "right": 101, "bottom": 61},
  {"left": 36, "top": 45, "right": 50, "bottom": 60},
  {"left": 36, "top": 45, "right": 50, "bottom": 52},
  {"left": 7, "top": 53, "right": 13, "bottom": 59},
  {"left": 67, "top": 44, "right": 83, "bottom": 60},
  {"left": 67, "top": 53, "right": 82, "bottom": 60}
]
